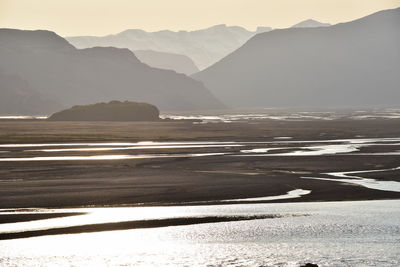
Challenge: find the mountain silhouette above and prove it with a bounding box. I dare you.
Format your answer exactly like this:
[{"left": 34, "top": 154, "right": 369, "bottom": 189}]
[
  {"left": 67, "top": 24, "right": 272, "bottom": 70},
  {"left": 193, "top": 8, "right": 400, "bottom": 108},
  {"left": 133, "top": 50, "right": 199, "bottom": 75},
  {"left": 0, "top": 29, "right": 223, "bottom": 114},
  {"left": 291, "top": 19, "right": 331, "bottom": 28},
  {"left": 0, "top": 72, "right": 61, "bottom": 115}
]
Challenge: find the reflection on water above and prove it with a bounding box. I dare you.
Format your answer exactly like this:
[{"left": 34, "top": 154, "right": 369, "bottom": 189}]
[
  {"left": 161, "top": 109, "right": 400, "bottom": 123},
  {"left": 305, "top": 176, "right": 400, "bottom": 192},
  {"left": 0, "top": 190, "right": 311, "bottom": 234},
  {"left": 258, "top": 144, "right": 361, "bottom": 156},
  {"left": 2, "top": 109, "right": 400, "bottom": 123},
  {"left": 0, "top": 200, "right": 399, "bottom": 266},
  {"left": 0, "top": 115, "right": 48, "bottom": 120},
  {"left": 0, "top": 153, "right": 228, "bottom": 162},
  {"left": 239, "top": 137, "right": 400, "bottom": 156},
  {"left": 28, "top": 144, "right": 243, "bottom": 152},
  {"left": 0, "top": 141, "right": 237, "bottom": 148},
  {"left": 1, "top": 135, "right": 400, "bottom": 265},
  {"left": 219, "top": 189, "right": 311, "bottom": 202},
  {"left": 1, "top": 137, "right": 400, "bottom": 159},
  {"left": 303, "top": 166, "right": 400, "bottom": 192},
  {"left": 1, "top": 137, "right": 400, "bottom": 191}
]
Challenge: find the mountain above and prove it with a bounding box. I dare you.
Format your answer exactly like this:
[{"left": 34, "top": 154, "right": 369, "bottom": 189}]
[
  {"left": 0, "top": 72, "right": 61, "bottom": 115},
  {"left": 193, "top": 8, "right": 400, "bottom": 108},
  {"left": 133, "top": 50, "right": 199, "bottom": 75},
  {"left": 291, "top": 19, "right": 331, "bottom": 28},
  {"left": 67, "top": 24, "right": 273, "bottom": 70},
  {"left": 0, "top": 29, "right": 223, "bottom": 115},
  {"left": 256, "top": 26, "right": 273, "bottom": 33},
  {"left": 48, "top": 101, "right": 160, "bottom": 121}
]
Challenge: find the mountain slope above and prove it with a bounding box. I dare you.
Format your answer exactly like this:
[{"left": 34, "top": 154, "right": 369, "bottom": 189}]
[
  {"left": 133, "top": 50, "right": 199, "bottom": 75},
  {"left": 0, "top": 72, "right": 61, "bottom": 115},
  {"left": 291, "top": 19, "right": 331, "bottom": 28},
  {"left": 193, "top": 8, "right": 400, "bottom": 108},
  {"left": 67, "top": 24, "right": 272, "bottom": 70},
  {"left": 0, "top": 29, "right": 223, "bottom": 114}
]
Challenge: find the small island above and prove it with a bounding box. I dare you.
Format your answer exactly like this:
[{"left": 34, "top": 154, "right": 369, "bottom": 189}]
[{"left": 48, "top": 100, "right": 160, "bottom": 121}]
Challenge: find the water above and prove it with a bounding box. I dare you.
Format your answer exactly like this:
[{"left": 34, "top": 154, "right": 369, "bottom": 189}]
[
  {"left": 160, "top": 109, "right": 400, "bottom": 123},
  {"left": 0, "top": 115, "right": 47, "bottom": 120},
  {"left": 28, "top": 143, "right": 243, "bottom": 152},
  {"left": 0, "top": 141, "right": 238, "bottom": 148},
  {"left": 303, "top": 167, "right": 400, "bottom": 192},
  {"left": 0, "top": 152, "right": 228, "bottom": 162},
  {"left": 2, "top": 137, "right": 400, "bottom": 159},
  {"left": 1, "top": 133, "right": 400, "bottom": 265},
  {"left": 2, "top": 137, "right": 400, "bottom": 192},
  {"left": 3, "top": 109, "right": 400, "bottom": 123},
  {"left": 0, "top": 200, "right": 399, "bottom": 266},
  {"left": 219, "top": 189, "right": 311, "bottom": 203}
]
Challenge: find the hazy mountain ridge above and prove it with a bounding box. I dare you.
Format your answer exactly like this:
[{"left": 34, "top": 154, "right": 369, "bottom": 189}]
[
  {"left": 133, "top": 50, "right": 199, "bottom": 75},
  {"left": 291, "top": 19, "right": 331, "bottom": 28},
  {"left": 67, "top": 24, "right": 272, "bottom": 70},
  {"left": 66, "top": 21, "right": 329, "bottom": 71},
  {"left": 0, "top": 72, "right": 62, "bottom": 115},
  {"left": 193, "top": 8, "right": 400, "bottom": 108},
  {"left": 0, "top": 29, "right": 223, "bottom": 114}
]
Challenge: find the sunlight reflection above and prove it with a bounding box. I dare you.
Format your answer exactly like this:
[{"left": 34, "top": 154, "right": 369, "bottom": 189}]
[{"left": 0, "top": 153, "right": 228, "bottom": 162}]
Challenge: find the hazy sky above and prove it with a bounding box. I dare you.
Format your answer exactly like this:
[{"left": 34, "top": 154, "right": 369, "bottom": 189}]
[{"left": 0, "top": 0, "right": 398, "bottom": 36}]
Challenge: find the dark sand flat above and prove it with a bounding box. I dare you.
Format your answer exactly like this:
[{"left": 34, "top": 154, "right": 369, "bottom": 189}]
[
  {"left": 1, "top": 118, "right": 400, "bottom": 209},
  {"left": 0, "top": 212, "right": 86, "bottom": 224}
]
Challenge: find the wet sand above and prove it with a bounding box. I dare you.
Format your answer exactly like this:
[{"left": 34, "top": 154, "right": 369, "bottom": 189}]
[
  {"left": 0, "top": 214, "right": 289, "bottom": 240},
  {"left": 0, "top": 213, "right": 86, "bottom": 224},
  {"left": 1, "top": 118, "right": 400, "bottom": 210}
]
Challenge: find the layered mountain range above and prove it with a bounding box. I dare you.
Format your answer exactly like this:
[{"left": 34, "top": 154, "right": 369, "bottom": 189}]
[
  {"left": 67, "top": 24, "right": 273, "bottom": 70},
  {"left": 1, "top": 9, "right": 398, "bottom": 115},
  {"left": 194, "top": 8, "right": 400, "bottom": 108},
  {"left": 0, "top": 29, "right": 223, "bottom": 114}
]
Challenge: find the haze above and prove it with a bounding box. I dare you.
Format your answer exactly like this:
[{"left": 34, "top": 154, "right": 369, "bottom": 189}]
[
  {"left": 1, "top": 0, "right": 400, "bottom": 265},
  {"left": 0, "top": 0, "right": 398, "bottom": 36}
]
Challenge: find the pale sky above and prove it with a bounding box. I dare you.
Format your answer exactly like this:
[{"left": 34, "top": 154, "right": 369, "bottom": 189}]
[{"left": 0, "top": 0, "right": 398, "bottom": 36}]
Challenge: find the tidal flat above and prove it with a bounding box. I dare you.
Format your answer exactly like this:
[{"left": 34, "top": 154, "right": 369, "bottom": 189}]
[
  {"left": 1, "top": 115, "right": 400, "bottom": 209},
  {"left": 1, "top": 113, "right": 400, "bottom": 266}
]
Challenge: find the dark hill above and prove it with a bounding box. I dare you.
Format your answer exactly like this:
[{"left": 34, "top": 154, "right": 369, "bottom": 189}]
[
  {"left": 48, "top": 101, "right": 160, "bottom": 121},
  {"left": 193, "top": 8, "right": 400, "bottom": 108},
  {"left": 0, "top": 29, "right": 223, "bottom": 115}
]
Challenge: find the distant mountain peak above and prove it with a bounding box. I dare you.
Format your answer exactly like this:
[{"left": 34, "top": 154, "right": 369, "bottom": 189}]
[
  {"left": 256, "top": 26, "right": 273, "bottom": 33},
  {"left": 208, "top": 24, "right": 227, "bottom": 29},
  {"left": 67, "top": 24, "right": 262, "bottom": 70},
  {"left": 291, "top": 19, "right": 331, "bottom": 28}
]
